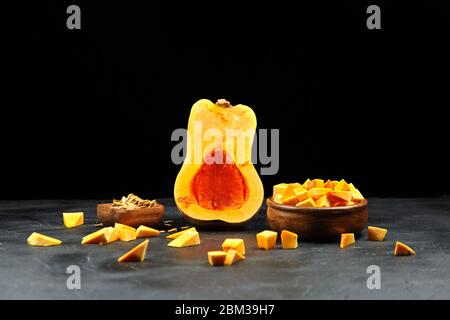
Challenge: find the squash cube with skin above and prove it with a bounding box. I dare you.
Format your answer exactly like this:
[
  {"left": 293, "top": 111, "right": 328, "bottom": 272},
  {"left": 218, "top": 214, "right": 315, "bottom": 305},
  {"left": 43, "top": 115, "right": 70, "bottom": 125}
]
[
  {"left": 281, "top": 230, "right": 298, "bottom": 249},
  {"left": 27, "top": 232, "right": 62, "bottom": 246},
  {"left": 394, "top": 241, "right": 415, "bottom": 256},
  {"left": 208, "top": 251, "right": 227, "bottom": 266},
  {"left": 166, "top": 227, "right": 197, "bottom": 239},
  {"left": 224, "top": 249, "right": 245, "bottom": 266},
  {"left": 340, "top": 233, "right": 355, "bottom": 248},
  {"left": 307, "top": 188, "right": 332, "bottom": 200},
  {"left": 117, "top": 239, "right": 149, "bottom": 262},
  {"left": 368, "top": 226, "right": 388, "bottom": 241},
  {"left": 295, "top": 198, "right": 316, "bottom": 208},
  {"left": 81, "top": 227, "right": 111, "bottom": 244},
  {"left": 256, "top": 230, "right": 278, "bottom": 250},
  {"left": 63, "top": 212, "right": 84, "bottom": 228},
  {"left": 136, "top": 225, "right": 160, "bottom": 238},
  {"left": 316, "top": 194, "right": 331, "bottom": 207},
  {"left": 167, "top": 230, "right": 200, "bottom": 247},
  {"left": 221, "top": 238, "right": 246, "bottom": 255}
]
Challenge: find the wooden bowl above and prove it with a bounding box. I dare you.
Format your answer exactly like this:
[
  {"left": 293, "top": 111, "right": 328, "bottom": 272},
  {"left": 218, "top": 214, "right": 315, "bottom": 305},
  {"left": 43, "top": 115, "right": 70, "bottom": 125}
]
[
  {"left": 267, "top": 197, "right": 368, "bottom": 242},
  {"left": 97, "top": 203, "right": 164, "bottom": 228}
]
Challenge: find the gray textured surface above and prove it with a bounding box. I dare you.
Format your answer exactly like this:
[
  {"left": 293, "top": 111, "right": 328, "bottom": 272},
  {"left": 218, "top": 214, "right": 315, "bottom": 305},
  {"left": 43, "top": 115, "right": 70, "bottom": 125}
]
[{"left": 0, "top": 197, "right": 449, "bottom": 299}]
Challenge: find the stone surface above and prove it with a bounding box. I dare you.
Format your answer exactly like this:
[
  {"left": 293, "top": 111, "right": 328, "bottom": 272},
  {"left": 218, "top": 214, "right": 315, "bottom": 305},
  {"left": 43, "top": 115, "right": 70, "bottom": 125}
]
[{"left": 0, "top": 198, "right": 449, "bottom": 299}]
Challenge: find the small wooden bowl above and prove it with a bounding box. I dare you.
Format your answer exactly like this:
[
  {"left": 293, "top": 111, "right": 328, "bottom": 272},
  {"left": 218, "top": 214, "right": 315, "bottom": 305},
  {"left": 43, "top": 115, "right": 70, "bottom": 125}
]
[
  {"left": 267, "top": 197, "right": 368, "bottom": 242},
  {"left": 97, "top": 203, "right": 164, "bottom": 228}
]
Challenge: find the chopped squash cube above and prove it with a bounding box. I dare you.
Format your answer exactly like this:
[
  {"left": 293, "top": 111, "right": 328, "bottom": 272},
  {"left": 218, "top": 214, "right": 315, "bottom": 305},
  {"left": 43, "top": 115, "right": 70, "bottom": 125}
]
[
  {"left": 114, "top": 223, "right": 137, "bottom": 242},
  {"left": 256, "top": 230, "right": 278, "bottom": 250},
  {"left": 394, "top": 241, "right": 415, "bottom": 256},
  {"left": 293, "top": 187, "right": 309, "bottom": 202},
  {"left": 221, "top": 238, "right": 246, "bottom": 255},
  {"left": 307, "top": 188, "right": 332, "bottom": 200},
  {"left": 106, "top": 227, "right": 120, "bottom": 243},
  {"left": 348, "top": 183, "right": 356, "bottom": 191},
  {"left": 303, "top": 179, "right": 314, "bottom": 190},
  {"left": 295, "top": 198, "right": 316, "bottom": 208},
  {"left": 311, "top": 179, "right": 325, "bottom": 188},
  {"left": 327, "top": 191, "right": 353, "bottom": 203},
  {"left": 281, "top": 230, "right": 298, "bottom": 249},
  {"left": 117, "top": 239, "right": 149, "bottom": 262},
  {"left": 350, "top": 188, "right": 365, "bottom": 202},
  {"left": 279, "top": 194, "right": 299, "bottom": 206},
  {"left": 324, "top": 180, "right": 334, "bottom": 189},
  {"left": 316, "top": 194, "right": 331, "bottom": 207},
  {"left": 166, "top": 227, "right": 197, "bottom": 239},
  {"left": 331, "top": 201, "right": 354, "bottom": 207},
  {"left": 81, "top": 228, "right": 111, "bottom": 244},
  {"left": 63, "top": 212, "right": 84, "bottom": 228},
  {"left": 224, "top": 249, "right": 245, "bottom": 265},
  {"left": 27, "top": 232, "right": 62, "bottom": 246},
  {"left": 273, "top": 183, "right": 288, "bottom": 198},
  {"left": 282, "top": 183, "right": 303, "bottom": 197},
  {"left": 208, "top": 251, "right": 227, "bottom": 266},
  {"left": 368, "top": 226, "right": 388, "bottom": 241},
  {"left": 167, "top": 230, "right": 200, "bottom": 247},
  {"left": 334, "top": 179, "right": 351, "bottom": 191},
  {"left": 340, "top": 233, "right": 355, "bottom": 248},
  {"left": 136, "top": 225, "right": 160, "bottom": 238}
]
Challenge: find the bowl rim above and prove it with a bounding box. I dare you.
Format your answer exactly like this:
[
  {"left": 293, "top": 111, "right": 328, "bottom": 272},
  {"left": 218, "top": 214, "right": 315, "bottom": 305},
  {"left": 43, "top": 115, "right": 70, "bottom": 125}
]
[{"left": 266, "top": 197, "right": 368, "bottom": 215}]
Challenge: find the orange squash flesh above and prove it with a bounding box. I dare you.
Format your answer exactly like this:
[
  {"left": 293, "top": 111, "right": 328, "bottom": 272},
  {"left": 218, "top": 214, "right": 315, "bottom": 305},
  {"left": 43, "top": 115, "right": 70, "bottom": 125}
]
[
  {"left": 340, "top": 233, "right": 355, "bottom": 248},
  {"left": 193, "top": 149, "right": 247, "bottom": 211},
  {"left": 394, "top": 241, "right": 416, "bottom": 256}
]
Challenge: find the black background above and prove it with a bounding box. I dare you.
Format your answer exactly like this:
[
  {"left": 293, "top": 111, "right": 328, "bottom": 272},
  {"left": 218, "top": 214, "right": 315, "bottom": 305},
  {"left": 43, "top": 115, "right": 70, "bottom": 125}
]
[{"left": 3, "top": 1, "right": 449, "bottom": 199}]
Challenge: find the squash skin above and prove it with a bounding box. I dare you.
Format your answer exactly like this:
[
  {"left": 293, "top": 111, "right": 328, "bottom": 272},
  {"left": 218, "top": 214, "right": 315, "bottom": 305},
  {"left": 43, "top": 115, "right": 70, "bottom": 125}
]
[{"left": 174, "top": 99, "right": 264, "bottom": 226}]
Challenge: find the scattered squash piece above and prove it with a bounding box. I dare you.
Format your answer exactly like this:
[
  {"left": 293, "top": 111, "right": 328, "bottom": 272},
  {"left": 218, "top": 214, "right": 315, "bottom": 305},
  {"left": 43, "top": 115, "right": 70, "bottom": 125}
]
[
  {"left": 394, "top": 241, "right": 415, "bottom": 256},
  {"left": 81, "top": 228, "right": 111, "bottom": 244},
  {"left": 27, "top": 232, "right": 62, "bottom": 246},
  {"left": 167, "top": 230, "right": 200, "bottom": 247},
  {"left": 224, "top": 249, "right": 245, "bottom": 265},
  {"left": 256, "top": 230, "right": 278, "bottom": 250},
  {"left": 316, "top": 194, "right": 331, "bottom": 207},
  {"left": 136, "top": 225, "right": 160, "bottom": 238},
  {"left": 63, "top": 212, "right": 84, "bottom": 228},
  {"left": 221, "top": 238, "right": 246, "bottom": 255},
  {"left": 295, "top": 198, "right": 316, "bottom": 208},
  {"left": 106, "top": 227, "right": 120, "bottom": 243},
  {"left": 340, "top": 233, "right": 355, "bottom": 248},
  {"left": 117, "top": 239, "right": 149, "bottom": 262},
  {"left": 307, "top": 188, "right": 332, "bottom": 200},
  {"left": 114, "top": 223, "right": 137, "bottom": 242},
  {"left": 368, "top": 226, "right": 388, "bottom": 241},
  {"left": 208, "top": 251, "right": 227, "bottom": 266},
  {"left": 166, "top": 227, "right": 197, "bottom": 239},
  {"left": 281, "top": 230, "right": 298, "bottom": 249}
]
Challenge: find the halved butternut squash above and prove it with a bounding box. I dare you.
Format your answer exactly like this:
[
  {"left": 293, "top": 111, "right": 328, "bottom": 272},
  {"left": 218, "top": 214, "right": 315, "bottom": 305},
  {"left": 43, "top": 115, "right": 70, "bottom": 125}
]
[{"left": 174, "top": 99, "right": 264, "bottom": 226}]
